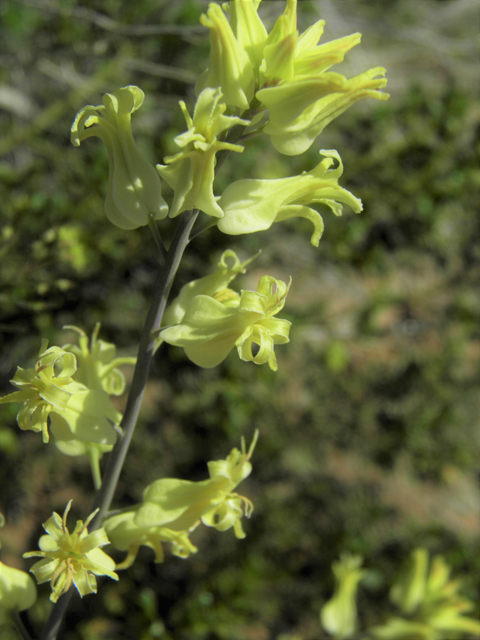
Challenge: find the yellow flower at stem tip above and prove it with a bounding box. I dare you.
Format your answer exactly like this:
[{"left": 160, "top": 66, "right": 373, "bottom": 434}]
[
  {"left": 24, "top": 501, "right": 118, "bottom": 603},
  {"left": 217, "top": 149, "right": 362, "bottom": 246}
]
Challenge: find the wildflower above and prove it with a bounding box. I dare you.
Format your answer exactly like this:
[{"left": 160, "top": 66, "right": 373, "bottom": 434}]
[
  {"left": 24, "top": 501, "right": 118, "bottom": 603},
  {"left": 320, "top": 554, "right": 365, "bottom": 639},
  {"left": 223, "top": 0, "right": 268, "bottom": 71},
  {"left": 135, "top": 432, "right": 257, "bottom": 540},
  {"left": 217, "top": 149, "right": 362, "bottom": 246},
  {"left": 157, "top": 88, "right": 250, "bottom": 218},
  {"left": 0, "top": 340, "right": 120, "bottom": 444},
  {"left": 62, "top": 324, "right": 136, "bottom": 396},
  {"left": 160, "top": 276, "right": 291, "bottom": 371},
  {"left": 0, "top": 561, "right": 37, "bottom": 625},
  {"left": 71, "top": 85, "right": 167, "bottom": 229}
]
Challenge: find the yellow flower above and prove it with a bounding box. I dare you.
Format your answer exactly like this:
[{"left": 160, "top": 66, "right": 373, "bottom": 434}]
[
  {"left": 162, "top": 249, "right": 258, "bottom": 327},
  {"left": 217, "top": 149, "right": 362, "bottom": 246},
  {"left": 0, "top": 340, "right": 120, "bottom": 445},
  {"left": 24, "top": 501, "right": 118, "bottom": 603},
  {"left": 104, "top": 433, "right": 258, "bottom": 568},
  {"left": 104, "top": 507, "right": 198, "bottom": 570},
  {"left": 136, "top": 432, "right": 257, "bottom": 538},
  {"left": 196, "top": 3, "right": 255, "bottom": 110},
  {"left": 320, "top": 554, "right": 365, "bottom": 639},
  {"left": 71, "top": 86, "right": 167, "bottom": 229},
  {"left": 160, "top": 276, "right": 291, "bottom": 371},
  {"left": 196, "top": 0, "right": 388, "bottom": 153},
  {"left": 157, "top": 88, "right": 249, "bottom": 218},
  {"left": 62, "top": 324, "right": 136, "bottom": 396}
]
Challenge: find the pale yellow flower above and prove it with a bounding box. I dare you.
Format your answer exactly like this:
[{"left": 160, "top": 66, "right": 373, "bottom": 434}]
[{"left": 24, "top": 501, "right": 118, "bottom": 603}]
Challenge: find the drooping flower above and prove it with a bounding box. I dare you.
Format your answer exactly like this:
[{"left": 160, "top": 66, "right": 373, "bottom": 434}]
[
  {"left": 163, "top": 249, "right": 259, "bottom": 327},
  {"left": 0, "top": 340, "right": 120, "bottom": 445},
  {"left": 217, "top": 149, "right": 362, "bottom": 246},
  {"left": 104, "top": 433, "right": 258, "bottom": 568},
  {"left": 62, "top": 324, "right": 136, "bottom": 396},
  {"left": 320, "top": 554, "right": 365, "bottom": 639},
  {"left": 157, "top": 88, "right": 250, "bottom": 218},
  {"left": 71, "top": 85, "right": 167, "bottom": 229},
  {"left": 160, "top": 275, "right": 291, "bottom": 371},
  {"left": 135, "top": 432, "right": 257, "bottom": 539},
  {"left": 258, "top": 67, "right": 389, "bottom": 156},
  {"left": 24, "top": 501, "right": 118, "bottom": 603}
]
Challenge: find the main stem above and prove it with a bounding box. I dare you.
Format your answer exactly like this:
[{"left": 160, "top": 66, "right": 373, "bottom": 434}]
[{"left": 39, "top": 209, "right": 198, "bottom": 640}]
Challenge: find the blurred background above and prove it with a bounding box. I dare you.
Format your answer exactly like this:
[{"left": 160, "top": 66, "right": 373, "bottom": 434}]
[{"left": 1, "top": 0, "right": 480, "bottom": 638}]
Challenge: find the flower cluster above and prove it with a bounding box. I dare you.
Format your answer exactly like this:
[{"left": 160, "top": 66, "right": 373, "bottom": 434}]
[
  {"left": 320, "top": 549, "right": 480, "bottom": 640},
  {"left": 24, "top": 502, "right": 118, "bottom": 603},
  {"left": 104, "top": 433, "right": 257, "bottom": 568},
  {"left": 71, "top": 0, "right": 387, "bottom": 241},
  {"left": 199, "top": 0, "right": 389, "bottom": 154}
]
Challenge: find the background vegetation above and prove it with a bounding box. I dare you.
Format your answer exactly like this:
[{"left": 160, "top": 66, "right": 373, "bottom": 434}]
[{"left": 1, "top": 0, "right": 479, "bottom": 638}]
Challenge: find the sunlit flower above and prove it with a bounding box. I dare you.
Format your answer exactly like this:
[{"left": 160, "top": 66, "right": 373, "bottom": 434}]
[
  {"left": 196, "top": 0, "right": 388, "bottom": 154},
  {"left": 163, "top": 249, "right": 259, "bottom": 327},
  {"left": 0, "top": 341, "right": 120, "bottom": 445},
  {"left": 71, "top": 85, "right": 167, "bottom": 229},
  {"left": 157, "top": 88, "right": 250, "bottom": 218},
  {"left": 104, "top": 433, "right": 257, "bottom": 568},
  {"left": 135, "top": 431, "right": 257, "bottom": 539},
  {"left": 160, "top": 276, "right": 291, "bottom": 371},
  {"left": 24, "top": 501, "right": 118, "bottom": 603},
  {"left": 217, "top": 149, "right": 362, "bottom": 246}
]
